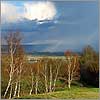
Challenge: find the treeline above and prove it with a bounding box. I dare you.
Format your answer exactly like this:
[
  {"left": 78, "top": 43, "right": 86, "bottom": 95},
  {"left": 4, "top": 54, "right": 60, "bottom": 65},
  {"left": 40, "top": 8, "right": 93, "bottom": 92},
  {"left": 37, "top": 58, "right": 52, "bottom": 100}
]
[{"left": 1, "top": 32, "right": 99, "bottom": 99}]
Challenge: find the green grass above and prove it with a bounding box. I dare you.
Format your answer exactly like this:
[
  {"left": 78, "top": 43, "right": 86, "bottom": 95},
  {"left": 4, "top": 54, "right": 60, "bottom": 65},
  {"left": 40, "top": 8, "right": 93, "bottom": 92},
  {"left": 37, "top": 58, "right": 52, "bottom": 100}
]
[{"left": 17, "top": 86, "right": 99, "bottom": 99}]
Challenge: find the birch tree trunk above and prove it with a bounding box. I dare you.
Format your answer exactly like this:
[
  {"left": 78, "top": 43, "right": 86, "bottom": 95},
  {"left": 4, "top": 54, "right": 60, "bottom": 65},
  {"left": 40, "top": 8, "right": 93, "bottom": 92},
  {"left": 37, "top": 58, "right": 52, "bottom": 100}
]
[
  {"left": 9, "top": 84, "right": 12, "bottom": 99},
  {"left": 13, "top": 68, "right": 19, "bottom": 97},
  {"left": 68, "top": 57, "right": 71, "bottom": 89},
  {"left": 13, "top": 81, "right": 18, "bottom": 97},
  {"left": 71, "top": 57, "right": 77, "bottom": 82},
  {"left": 49, "top": 64, "right": 52, "bottom": 92},
  {"left": 29, "top": 72, "right": 33, "bottom": 95},
  {"left": 44, "top": 62, "right": 48, "bottom": 93},
  {"left": 17, "top": 82, "right": 20, "bottom": 97},
  {"left": 18, "top": 64, "right": 22, "bottom": 97},
  {"left": 35, "top": 61, "right": 39, "bottom": 94},
  {"left": 53, "top": 63, "right": 61, "bottom": 91},
  {"left": 4, "top": 40, "right": 14, "bottom": 98},
  {"left": 4, "top": 73, "right": 12, "bottom": 97},
  {"left": 35, "top": 76, "right": 38, "bottom": 94}
]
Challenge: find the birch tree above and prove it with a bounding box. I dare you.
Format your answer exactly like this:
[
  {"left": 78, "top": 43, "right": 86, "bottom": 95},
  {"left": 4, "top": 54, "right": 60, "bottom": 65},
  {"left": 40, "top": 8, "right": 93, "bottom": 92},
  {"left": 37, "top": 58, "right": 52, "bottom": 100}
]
[
  {"left": 52, "top": 59, "right": 62, "bottom": 91},
  {"left": 42, "top": 58, "right": 62, "bottom": 92},
  {"left": 44, "top": 61, "right": 48, "bottom": 93},
  {"left": 49, "top": 63, "right": 52, "bottom": 92},
  {"left": 65, "top": 51, "right": 80, "bottom": 89},
  {"left": 29, "top": 68, "right": 34, "bottom": 95},
  {"left": 29, "top": 60, "right": 41, "bottom": 95},
  {"left": 3, "top": 32, "right": 23, "bottom": 98},
  {"left": 41, "top": 58, "right": 49, "bottom": 93},
  {"left": 35, "top": 60, "right": 40, "bottom": 94},
  {"left": 16, "top": 46, "right": 24, "bottom": 97}
]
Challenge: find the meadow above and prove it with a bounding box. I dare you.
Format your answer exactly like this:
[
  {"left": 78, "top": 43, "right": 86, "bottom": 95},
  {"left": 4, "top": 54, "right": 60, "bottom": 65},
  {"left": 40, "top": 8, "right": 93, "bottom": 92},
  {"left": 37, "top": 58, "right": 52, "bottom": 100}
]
[{"left": 16, "top": 86, "right": 99, "bottom": 99}]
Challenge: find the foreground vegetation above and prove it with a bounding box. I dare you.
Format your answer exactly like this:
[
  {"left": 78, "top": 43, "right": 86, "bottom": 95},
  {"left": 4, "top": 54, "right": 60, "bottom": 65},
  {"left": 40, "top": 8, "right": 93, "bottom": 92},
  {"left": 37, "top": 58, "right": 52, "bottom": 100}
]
[
  {"left": 16, "top": 86, "right": 99, "bottom": 99},
  {"left": 1, "top": 32, "right": 99, "bottom": 99}
]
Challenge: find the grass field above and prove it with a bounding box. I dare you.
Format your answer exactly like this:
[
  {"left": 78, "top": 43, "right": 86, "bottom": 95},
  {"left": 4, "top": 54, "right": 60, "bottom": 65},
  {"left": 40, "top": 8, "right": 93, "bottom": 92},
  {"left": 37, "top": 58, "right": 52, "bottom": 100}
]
[{"left": 17, "top": 86, "right": 99, "bottom": 99}]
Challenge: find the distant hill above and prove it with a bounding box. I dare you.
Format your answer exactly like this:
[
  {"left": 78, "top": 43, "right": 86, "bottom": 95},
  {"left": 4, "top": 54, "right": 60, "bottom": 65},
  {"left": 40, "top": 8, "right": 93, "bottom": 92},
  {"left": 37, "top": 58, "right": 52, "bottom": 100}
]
[
  {"left": 29, "top": 51, "right": 64, "bottom": 56},
  {"left": 1, "top": 45, "right": 82, "bottom": 56}
]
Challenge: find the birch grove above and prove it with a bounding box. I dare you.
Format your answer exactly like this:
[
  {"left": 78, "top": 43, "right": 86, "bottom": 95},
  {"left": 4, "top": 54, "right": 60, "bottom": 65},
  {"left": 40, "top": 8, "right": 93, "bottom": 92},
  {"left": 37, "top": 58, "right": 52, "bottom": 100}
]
[
  {"left": 41, "top": 58, "right": 62, "bottom": 93},
  {"left": 3, "top": 32, "right": 24, "bottom": 98},
  {"left": 2, "top": 32, "right": 81, "bottom": 98},
  {"left": 2, "top": 40, "right": 99, "bottom": 99}
]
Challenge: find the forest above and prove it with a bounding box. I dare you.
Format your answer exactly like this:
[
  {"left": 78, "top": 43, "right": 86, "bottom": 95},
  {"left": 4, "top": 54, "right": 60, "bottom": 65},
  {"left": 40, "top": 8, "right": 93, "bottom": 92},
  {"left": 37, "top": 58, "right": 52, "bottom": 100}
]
[{"left": 1, "top": 32, "right": 99, "bottom": 99}]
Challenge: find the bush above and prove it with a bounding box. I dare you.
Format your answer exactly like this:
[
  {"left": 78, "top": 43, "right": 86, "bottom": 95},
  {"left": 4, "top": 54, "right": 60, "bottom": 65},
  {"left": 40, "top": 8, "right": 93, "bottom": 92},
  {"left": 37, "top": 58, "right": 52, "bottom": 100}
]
[{"left": 80, "top": 45, "right": 99, "bottom": 87}]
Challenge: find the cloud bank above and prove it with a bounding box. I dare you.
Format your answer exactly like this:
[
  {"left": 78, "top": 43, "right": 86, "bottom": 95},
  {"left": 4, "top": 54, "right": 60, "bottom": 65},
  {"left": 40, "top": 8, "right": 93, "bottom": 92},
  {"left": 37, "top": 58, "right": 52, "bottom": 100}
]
[
  {"left": 24, "top": 1, "right": 57, "bottom": 21},
  {"left": 1, "top": 1, "right": 98, "bottom": 52},
  {"left": 1, "top": 1, "right": 57, "bottom": 23}
]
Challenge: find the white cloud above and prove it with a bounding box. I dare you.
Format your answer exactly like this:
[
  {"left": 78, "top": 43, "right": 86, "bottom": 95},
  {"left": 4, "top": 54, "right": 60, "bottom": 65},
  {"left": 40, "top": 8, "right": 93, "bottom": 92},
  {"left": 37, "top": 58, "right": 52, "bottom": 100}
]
[
  {"left": 1, "top": 2, "right": 23, "bottom": 23},
  {"left": 24, "top": 1, "right": 57, "bottom": 21},
  {"left": 1, "top": 1, "right": 57, "bottom": 24},
  {"left": 25, "top": 40, "right": 58, "bottom": 45}
]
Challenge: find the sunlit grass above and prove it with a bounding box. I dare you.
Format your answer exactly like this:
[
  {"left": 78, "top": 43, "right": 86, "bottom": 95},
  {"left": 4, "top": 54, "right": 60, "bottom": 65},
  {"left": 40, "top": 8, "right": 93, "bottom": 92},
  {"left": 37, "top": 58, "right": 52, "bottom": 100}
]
[{"left": 17, "top": 86, "right": 99, "bottom": 99}]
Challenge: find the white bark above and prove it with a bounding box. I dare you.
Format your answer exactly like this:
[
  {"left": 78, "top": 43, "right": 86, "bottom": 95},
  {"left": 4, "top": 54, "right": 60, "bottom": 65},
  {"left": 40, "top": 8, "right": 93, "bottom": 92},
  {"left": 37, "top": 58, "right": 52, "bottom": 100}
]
[
  {"left": 49, "top": 65, "right": 52, "bottom": 92},
  {"left": 68, "top": 80, "right": 71, "bottom": 89},
  {"left": 71, "top": 57, "right": 77, "bottom": 81},
  {"left": 9, "top": 85, "right": 12, "bottom": 99},
  {"left": 4, "top": 32, "right": 23, "bottom": 98},
  {"left": 29, "top": 89, "right": 32, "bottom": 95},
  {"left": 35, "top": 62, "right": 39, "bottom": 94},
  {"left": 35, "top": 75, "right": 38, "bottom": 94},
  {"left": 44, "top": 62, "right": 48, "bottom": 93},
  {"left": 4, "top": 75, "right": 12, "bottom": 97},
  {"left": 17, "top": 63, "right": 22, "bottom": 97},
  {"left": 13, "top": 82, "right": 18, "bottom": 97},
  {"left": 53, "top": 62, "right": 61, "bottom": 91},
  {"left": 4, "top": 40, "right": 14, "bottom": 97},
  {"left": 68, "top": 57, "right": 71, "bottom": 89},
  {"left": 17, "top": 82, "right": 20, "bottom": 97},
  {"left": 29, "top": 72, "right": 34, "bottom": 95}
]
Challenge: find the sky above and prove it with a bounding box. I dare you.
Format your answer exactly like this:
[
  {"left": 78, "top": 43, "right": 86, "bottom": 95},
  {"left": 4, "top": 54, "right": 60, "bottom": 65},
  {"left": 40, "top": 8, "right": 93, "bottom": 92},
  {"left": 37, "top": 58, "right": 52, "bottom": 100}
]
[{"left": 1, "top": 0, "right": 99, "bottom": 52}]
